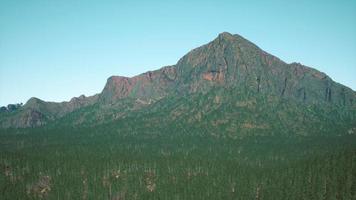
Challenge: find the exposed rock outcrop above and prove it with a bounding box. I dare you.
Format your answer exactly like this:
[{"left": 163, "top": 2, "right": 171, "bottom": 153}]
[
  {"left": 99, "top": 66, "right": 177, "bottom": 103},
  {"left": 1, "top": 32, "right": 355, "bottom": 129}
]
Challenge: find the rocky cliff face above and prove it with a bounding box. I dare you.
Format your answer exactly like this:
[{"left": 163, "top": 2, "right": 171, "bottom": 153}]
[
  {"left": 99, "top": 66, "right": 177, "bottom": 103},
  {"left": 98, "top": 32, "right": 355, "bottom": 107},
  {"left": 174, "top": 32, "right": 355, "bottom": 106},
  {"left": 1, "top": 32, "right": 355, "bottom": 129}
]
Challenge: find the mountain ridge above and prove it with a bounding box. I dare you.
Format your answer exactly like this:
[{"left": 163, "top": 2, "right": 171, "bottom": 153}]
[{"left": 1, "top": 32, "right": 355, "bottom": 131}]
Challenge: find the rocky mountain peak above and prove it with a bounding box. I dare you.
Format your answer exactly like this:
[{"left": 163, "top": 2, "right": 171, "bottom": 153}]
[
  {"left": 217, "top": 32, "right": 235, "bottom": 41},
  {"left": 173, "top": 32, "right": 356, "bottom": 105},
  {"left": 1, "top": 32, "right": 355, "bottom": 129},
  {"left": 26, "top": 97, "right": 42, "bottom": 104},
  {"left": 24, "top": 97, "right": 44, "bottom": 109}
]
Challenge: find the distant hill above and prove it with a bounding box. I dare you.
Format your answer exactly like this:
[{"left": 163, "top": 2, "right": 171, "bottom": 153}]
[{"left": 1, "top": 32, "right": 355, "bottom": 136}]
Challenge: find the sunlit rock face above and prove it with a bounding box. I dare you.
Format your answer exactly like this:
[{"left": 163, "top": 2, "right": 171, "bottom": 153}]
[{"left": 1, "top": 32, "right": 355, "bottom": 129}]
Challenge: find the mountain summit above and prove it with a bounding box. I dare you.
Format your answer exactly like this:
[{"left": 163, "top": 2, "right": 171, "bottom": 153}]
[{"left": 1, "top": 32, "right": 355, "bottom": 135}]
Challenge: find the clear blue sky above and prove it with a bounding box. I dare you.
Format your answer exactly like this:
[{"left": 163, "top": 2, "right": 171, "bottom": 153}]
[{"left": 1, "top": 0, "right": 355, "bottom": 106}]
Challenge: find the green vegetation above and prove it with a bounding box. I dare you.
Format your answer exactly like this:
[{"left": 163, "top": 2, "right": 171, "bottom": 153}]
[
  {"left": 1, "top": 32, "right": 355, "bottom": 199},
  {"left": 1, "top": 125, "right": 355, "bottom": 199}
]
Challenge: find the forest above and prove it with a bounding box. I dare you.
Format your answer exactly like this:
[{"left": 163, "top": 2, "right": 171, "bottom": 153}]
[{"left": 1, "top": 124, "right": 355, "bottom": 199}]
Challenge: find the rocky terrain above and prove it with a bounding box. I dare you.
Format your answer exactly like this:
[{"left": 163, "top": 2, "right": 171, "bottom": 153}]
[{"left": 1, "top": 32, "right": 355, "bottom": 135}]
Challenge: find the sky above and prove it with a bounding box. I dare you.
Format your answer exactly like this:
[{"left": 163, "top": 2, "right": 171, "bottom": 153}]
[{"left": 0, "top": 0, "right": 355, "bottom": 106}]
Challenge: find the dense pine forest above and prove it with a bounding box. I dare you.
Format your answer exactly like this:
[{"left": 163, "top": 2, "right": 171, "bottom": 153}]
[{"left": 1, "top": 125, "right": 355, "bottom": 199}]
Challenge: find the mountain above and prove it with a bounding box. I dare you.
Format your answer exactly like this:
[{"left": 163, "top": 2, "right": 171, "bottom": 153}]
[
  {"left": 1, "top": 32, "right": 355, "bottom": 135},
  {"left": 0, "top": 94, "right": 98, "bottom": 128}
]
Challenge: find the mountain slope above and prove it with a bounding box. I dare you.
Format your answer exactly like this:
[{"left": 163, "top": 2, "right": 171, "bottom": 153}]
[
  {"left": 0, "top": 94, "right": 98, "bottom": 128},
  {"left": 175, "top": 32, "right": 355, "bottom": 105},
  {"left": 1, "top": 32, "right": 355, "bottom": 133}
]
